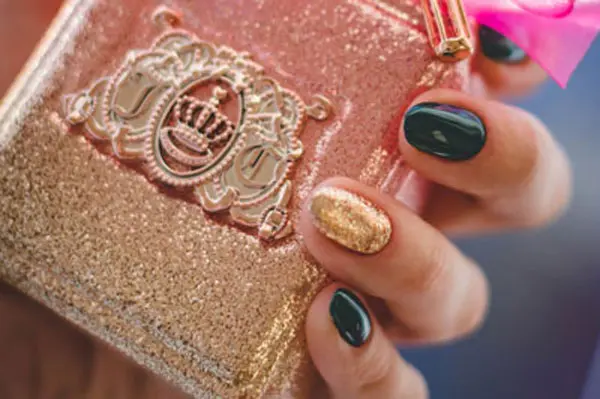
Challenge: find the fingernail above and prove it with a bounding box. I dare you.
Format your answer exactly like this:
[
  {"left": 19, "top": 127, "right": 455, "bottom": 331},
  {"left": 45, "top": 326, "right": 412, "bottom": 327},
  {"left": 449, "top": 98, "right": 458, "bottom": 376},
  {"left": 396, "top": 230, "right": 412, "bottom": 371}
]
[
  {"left": 479, "top": 25, "right": 527, "bottom": 64},
  {"left": 309, "top": 187, "right": 392, "bottom": 255},
  {"left": 330, "top": 288, "right": 372, "bottom": 348},
  {"left": 403, "top": 102, "right": 486, "bottom": 161}
]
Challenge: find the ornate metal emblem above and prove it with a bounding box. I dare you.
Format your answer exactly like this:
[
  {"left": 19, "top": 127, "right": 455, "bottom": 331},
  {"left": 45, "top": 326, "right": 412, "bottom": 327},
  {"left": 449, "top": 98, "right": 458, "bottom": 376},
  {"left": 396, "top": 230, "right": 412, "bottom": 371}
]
[{"left": 63, "top": 7, "right": 331, "bottom": 241}]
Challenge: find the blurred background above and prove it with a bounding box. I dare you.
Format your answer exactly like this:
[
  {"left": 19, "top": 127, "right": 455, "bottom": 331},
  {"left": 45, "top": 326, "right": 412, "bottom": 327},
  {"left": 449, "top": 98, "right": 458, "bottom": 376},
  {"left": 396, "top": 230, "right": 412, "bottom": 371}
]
[
  {"left": 1, "top": 1, "right": 599, "bottom": 398},
  {"left": 405, "top": 40, "right": 600, "bottom": 399}
]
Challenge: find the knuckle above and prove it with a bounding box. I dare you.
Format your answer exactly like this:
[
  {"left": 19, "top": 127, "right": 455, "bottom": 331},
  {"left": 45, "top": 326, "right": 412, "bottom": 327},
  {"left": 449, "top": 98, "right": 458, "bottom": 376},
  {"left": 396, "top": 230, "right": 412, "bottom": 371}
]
[
  {"left": 349, "top": 342, "right": 395, "bottom": 388},
  {"left": 400, "top": 238, "right": 450, "bottom": 294},
  {"left": 455, "top": 267, "right": 489, "bottom": 337},
  {"left": 509, "top": 119, "right": 542, "bottom": 192},
  {"left": 399, "top": 364, "right": 429, "bottom": 399},
  {"left": 516, "top": 147, "right": 572, "bottom": 229},
  {"left": 507, "top": 111, "right": 559, "bottom": 194},
  {"left": 520, "top": 202, "right": 566, "bottom": 229},
  {"left": 485, "top": 108, "right": 543, "bottom": 195},
  {"left": 489, "top": 109, "right": 572, "bottom": 229}
]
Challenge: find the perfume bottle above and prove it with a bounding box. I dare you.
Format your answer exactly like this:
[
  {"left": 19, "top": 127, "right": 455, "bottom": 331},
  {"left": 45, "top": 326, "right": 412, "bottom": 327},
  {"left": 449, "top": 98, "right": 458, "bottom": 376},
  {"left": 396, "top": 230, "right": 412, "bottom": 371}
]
[{"left": 0, "top": 0, "right": 469, "bottom": 397}]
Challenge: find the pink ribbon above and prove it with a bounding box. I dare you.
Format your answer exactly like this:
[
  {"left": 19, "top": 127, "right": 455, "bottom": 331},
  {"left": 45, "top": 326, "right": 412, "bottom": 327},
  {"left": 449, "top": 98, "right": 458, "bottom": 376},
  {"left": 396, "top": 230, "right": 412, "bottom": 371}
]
[{"left": 464, "top": 0, "right": 600, "bottom": 87}]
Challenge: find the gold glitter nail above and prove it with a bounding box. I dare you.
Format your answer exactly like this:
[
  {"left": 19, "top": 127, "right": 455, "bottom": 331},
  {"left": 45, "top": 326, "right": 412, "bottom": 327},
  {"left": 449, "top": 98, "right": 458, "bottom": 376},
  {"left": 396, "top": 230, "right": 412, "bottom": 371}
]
[{"left": 309, "top": 187, "right": 392, "bottom": 255}]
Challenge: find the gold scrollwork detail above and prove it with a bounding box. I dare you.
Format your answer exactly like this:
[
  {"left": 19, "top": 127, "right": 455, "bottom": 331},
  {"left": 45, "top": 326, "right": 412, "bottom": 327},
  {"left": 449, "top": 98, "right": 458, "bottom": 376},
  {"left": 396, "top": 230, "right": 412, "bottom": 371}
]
[{"left": 63, "top": 6, "right": 331, "bottom": 241}]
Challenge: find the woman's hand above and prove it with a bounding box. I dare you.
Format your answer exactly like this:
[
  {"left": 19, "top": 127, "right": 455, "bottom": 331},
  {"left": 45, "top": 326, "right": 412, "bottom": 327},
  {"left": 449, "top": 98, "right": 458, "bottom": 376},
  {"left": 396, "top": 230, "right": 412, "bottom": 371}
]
[{"left": 300, "top": 27, "right": 570, "bottom": 398}]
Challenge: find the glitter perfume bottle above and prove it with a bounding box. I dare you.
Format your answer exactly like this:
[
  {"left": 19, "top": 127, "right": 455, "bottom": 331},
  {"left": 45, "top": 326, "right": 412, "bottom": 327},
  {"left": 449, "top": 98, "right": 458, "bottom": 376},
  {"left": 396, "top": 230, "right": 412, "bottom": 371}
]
[{"left": 0, "top": 0, "right": 468, "bottom": 397}]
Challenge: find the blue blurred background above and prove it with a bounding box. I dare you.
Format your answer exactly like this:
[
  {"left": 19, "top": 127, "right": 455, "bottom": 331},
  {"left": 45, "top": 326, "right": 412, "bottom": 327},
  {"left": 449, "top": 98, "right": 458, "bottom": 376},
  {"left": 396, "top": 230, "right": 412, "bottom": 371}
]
[{"left": 404, "top": 39, "right": 600, "bottom": 399}]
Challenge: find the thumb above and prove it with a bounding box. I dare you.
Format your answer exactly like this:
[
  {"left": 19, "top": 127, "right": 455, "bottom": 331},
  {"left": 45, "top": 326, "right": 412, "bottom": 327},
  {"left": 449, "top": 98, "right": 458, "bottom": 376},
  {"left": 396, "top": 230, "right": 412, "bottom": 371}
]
[{"left": 306, "top": 285, "right": 428, "bottom": 399}]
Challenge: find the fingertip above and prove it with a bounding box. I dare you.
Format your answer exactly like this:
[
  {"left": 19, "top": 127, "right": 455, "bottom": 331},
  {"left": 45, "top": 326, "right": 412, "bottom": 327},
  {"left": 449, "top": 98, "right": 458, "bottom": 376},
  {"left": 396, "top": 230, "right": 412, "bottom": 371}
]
[
  {"left": 398, "top": 89, "right": 559, "bottom": 202},
  {"left": 305, "top": 284, "right": 375, "bottom": 389},
  {"left": 298, "top": 177, "right": 395, "bottom": 275},
  {"left": 306, "top": 285, "right": 428, "bottom": 398},
  {"left": 399, "top": 89, "right": 488, "bottom": 167},
  {"left": 473, "top": 25, "right": 547, "bottom": 97}
]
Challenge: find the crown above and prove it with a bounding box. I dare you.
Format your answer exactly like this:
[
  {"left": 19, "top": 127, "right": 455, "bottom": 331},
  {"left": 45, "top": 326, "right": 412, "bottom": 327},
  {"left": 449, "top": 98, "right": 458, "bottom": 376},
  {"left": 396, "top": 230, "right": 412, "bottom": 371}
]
[{"left": 160, "top": 88, "right": 235, "bottom": 168}]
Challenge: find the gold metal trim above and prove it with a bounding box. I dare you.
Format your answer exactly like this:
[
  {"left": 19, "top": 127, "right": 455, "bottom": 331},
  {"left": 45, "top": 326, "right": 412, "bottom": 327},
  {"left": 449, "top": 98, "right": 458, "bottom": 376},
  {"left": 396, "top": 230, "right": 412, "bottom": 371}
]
[{"left": 422, "top": 0, "right": 473, "bottom": 62}]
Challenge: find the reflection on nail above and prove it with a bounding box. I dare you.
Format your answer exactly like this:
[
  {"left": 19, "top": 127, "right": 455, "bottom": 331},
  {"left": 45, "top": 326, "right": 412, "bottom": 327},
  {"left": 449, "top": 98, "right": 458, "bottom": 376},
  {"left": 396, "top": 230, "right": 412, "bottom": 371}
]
[
  {"left": 309, "top": 187, "right": 391, "bottom": 255},
  {"left": 330, "top": 288, "right": 372, "bottom": 348},
  {"left": 404, "top": 102, "right": 486, "bottom": 161}
]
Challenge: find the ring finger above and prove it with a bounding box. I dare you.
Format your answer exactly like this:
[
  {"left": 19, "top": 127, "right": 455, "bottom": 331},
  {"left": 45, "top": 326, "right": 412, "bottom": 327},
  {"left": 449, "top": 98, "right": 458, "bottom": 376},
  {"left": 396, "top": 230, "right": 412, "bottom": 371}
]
[{"left": 299, "top": 178, "right": 489, "bottom": 343}]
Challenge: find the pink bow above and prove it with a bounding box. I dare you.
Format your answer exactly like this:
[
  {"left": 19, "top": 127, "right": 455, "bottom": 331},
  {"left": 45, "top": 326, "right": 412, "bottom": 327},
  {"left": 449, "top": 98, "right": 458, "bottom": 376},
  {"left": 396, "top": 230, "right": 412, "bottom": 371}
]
[{"left": 464, "top": 0, "right": 600, "bottom": 87}]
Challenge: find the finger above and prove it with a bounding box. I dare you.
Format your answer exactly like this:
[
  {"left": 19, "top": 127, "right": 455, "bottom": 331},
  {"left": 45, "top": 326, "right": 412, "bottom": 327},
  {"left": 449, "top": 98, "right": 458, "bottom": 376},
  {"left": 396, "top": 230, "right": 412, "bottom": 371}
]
[
  {"left": 419, "top": 185, "right": 504, "bottom": 235},
  {"left": 400, "top": 89, "right": 572, "bottom": 230},
  {"left": 299, "top": 179, "right": 489, "bottom": 343},
  {"left": 472, "top": 25, "right": 547, "bottom": 98},
  {"left": 306, "top": 284, "right": 428, "bottom": 399}
]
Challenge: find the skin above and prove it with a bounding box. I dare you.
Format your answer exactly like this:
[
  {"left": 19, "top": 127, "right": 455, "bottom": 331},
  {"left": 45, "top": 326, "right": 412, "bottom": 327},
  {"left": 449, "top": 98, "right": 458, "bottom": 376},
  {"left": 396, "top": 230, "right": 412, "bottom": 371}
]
[
  {"left": 0, "top": 2, "right": 568, "bottom": 398},
  {"left": 302, "top": 40, "right": 567, "bottom": 399}
]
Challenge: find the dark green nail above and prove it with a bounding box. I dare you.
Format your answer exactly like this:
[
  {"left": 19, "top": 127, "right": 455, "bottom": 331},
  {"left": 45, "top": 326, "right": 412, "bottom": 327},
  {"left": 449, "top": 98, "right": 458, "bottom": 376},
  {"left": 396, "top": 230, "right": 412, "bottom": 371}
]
[
  {"left": 479, "top": 25, "right": 527, "bottom": 64},
  {"left": 329, "top": 288, "right": 372, "bottom": 348},
  {"left": 403, "top": 102, "right": 486, "bottom": 161}
]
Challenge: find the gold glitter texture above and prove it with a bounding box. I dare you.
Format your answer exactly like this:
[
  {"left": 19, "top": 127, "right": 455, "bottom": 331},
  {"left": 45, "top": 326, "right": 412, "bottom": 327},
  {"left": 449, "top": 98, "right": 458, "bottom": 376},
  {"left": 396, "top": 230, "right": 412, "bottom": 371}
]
[
  {"left": 0, "top": 0, "right": 468, "bottom": 397},
  {"left": 310, "top": 187, "right": 392, "bottom": 254}
]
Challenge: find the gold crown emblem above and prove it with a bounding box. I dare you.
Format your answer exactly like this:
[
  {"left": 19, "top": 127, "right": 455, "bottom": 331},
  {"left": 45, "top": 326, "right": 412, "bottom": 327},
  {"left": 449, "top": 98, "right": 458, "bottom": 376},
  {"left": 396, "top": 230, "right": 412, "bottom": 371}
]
[
  {"left": 160, "top": 90, "right": 235, "bottom": 169},
  {"left": 64, "top": 7, "right": 331, "bottom": 241}
]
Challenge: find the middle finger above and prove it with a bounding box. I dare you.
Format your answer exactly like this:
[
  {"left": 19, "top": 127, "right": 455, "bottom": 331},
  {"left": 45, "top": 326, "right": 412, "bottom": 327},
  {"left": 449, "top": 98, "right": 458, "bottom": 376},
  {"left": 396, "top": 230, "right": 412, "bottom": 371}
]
[
  {"left": 298, "top": 178, "right": 489, "bottom": 344},
  {"left": 400, "top": 89, "right": 572, "bottom": 233}
]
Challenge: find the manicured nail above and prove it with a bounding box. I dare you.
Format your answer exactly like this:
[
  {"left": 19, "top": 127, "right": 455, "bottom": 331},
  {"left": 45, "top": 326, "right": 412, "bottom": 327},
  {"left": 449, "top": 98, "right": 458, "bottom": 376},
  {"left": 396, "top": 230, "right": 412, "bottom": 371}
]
[
  {"left": 403, "top": 102, "right": 486, "bottom": 161},
  {"left": 479, "top": 25, "right": 527, "bottom": 64},
  {"left": 309, "top": 187, "right": 392, "bottom": 255},
  {"left": 330, "top": 288, "right": 372, "bottom": 348}
]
